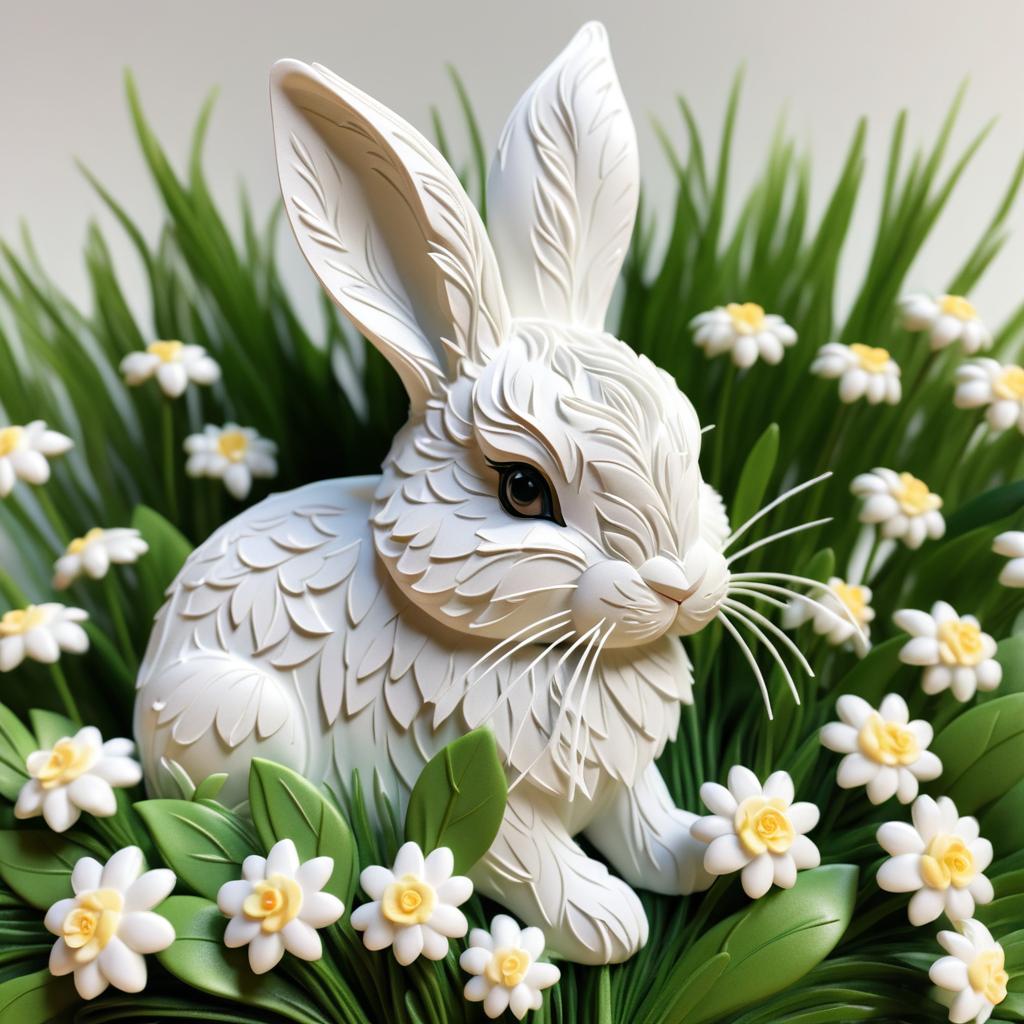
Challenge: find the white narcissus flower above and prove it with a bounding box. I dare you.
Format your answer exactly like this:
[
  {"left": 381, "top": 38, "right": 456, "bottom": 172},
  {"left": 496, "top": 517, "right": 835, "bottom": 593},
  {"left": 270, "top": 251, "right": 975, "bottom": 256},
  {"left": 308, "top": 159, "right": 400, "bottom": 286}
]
[
  {"left": 0, "top": 420, "right": 73, "bottom": 498},
  {"left": 810, "top": 342, "right": 901, "bottom": 405},
  {"left": 820, "top": 694, "right": 942, "bottom": 805},
  {"left": 691, "top": 766, "right": 820, "bottom": 899},
  {"left": 895, "top": 603, "right": 1001, "bottom": 702},
  {"left": 460, "top": 914, "right": 560, "bottom": 1020},
  {"left": 954, "top": 359, "right": 1024, "bottom": 434},
  {"left": 876, "top": 795, "right": 993, "bottom": 926},
  {"left": 15, "top": 727, "right": 142, "bottom": 833},
  {"left": 350, "top": 841, "right": 471, "bottom": 965},
  {"left": 850, "top": 469, "right": 945, "bottom": 550},
  {"left": 783, "top": 576, "right": 873, "bottom": 655},
  {"left": 900, "top": 293, "right": 991, "bottom": 354},
  {"left": 930, "top": 919, "right": 1008, "bottom": 1024},
  {"left": 992, "top": 531, "right": 1024, "bottom": 588},
  {"left": 46, "top": 846, "right": 176, "bottom": 999},
  {"left": 690, "top": 302, "right": 797, "bottom": 368},
  {"left": 0, "top": 603, "right": 89, "bottom": 672},
  {"left": 216, "top": 838, "right": 344, "bottom": 974},
  {"left": 52, "top": 527, "right": 149, "bottom": 590},
  {"left": 184, "top": 424, "right": 278, "bottom": 501},
  {"left": 119, "top": 340, "right": 221, "bottom": 399}
]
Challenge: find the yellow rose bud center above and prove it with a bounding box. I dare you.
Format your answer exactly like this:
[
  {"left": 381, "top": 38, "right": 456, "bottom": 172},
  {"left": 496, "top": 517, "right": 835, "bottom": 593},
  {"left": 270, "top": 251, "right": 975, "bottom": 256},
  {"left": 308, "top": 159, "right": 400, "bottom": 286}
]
[
  {"left": 63, "top": 889, "right": 123, "bottom": 957},
  {"left": 850, "top": 343, "right": 892, "bottom": 374},
  {"left": 831, "top": 581, "right": 868, "bottom": 623},
  {"left": 33, "top": 738, "right": 96, "bottom": 789},
  {"left": 993, "top": 365, "right": 1024, "bottom": 401},
  {"left": 0, "top": 426, "right": 24, "bottom": 457},
  {"left": 147, "top": 340, "right": 184, "bottom": 363},
  {"left": 217, "top": 430, "right": 250, "bottom": 463},
  {"left": 939, "top": 294, "right": 977, "bottom": 321},
  {"left": 66, "top": 527, "right": 106, "bottom": 556},
  {"left": 968, "top": 948, "right": 1008, "bottom": 1006},
  {"left": 857, "top": 713, "right": 920, "bottom": 767},
  {"left": 919, "top": 833, "right": 975, "bottom": 890},
  {"left": 0, "top": 605, "right": 48, "bottom": 637},
  {"left": 937, "top": 618, "right": 985, "bottom": 667},
  {"left": 242, "top": 875, "right": 303, "bottom": 933},
  {"left": 894, "top": 472, "right": 942, "bottom": 517},
  {"left": 735, "top": 796, "right": 795, "bottom": 856},
  {"left": 726, "top": 302, "right": 766, "bottom": 335},
  {"left": 486, "top": 948, "right": 532, "bottom": 988},
  {"left": 381, "top": 875, "right": 436, "bottom": 926}
]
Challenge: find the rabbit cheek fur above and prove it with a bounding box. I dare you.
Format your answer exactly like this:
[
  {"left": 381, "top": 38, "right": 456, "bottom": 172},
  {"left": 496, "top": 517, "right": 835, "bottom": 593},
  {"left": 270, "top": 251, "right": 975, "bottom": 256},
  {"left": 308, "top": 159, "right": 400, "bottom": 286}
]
[{"left": 133, "top": 22, "right": 734, "bottom": 965}]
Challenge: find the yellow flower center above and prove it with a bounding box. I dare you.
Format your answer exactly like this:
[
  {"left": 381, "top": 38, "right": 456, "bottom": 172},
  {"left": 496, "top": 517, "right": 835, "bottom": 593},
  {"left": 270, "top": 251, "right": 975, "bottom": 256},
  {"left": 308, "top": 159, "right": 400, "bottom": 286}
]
[
  {"left": 66, "top": 527, "right": 106, "bottom": 556},
  {"left": 939, "top": 294, "right": 977, "bottom": 321},
  {"left": 486, "top": 948, "right": 532, "bottom": 988},
  {"left": 217, "top": 430, "right": 249, "bottom": 463},
  {"left": 147, "top": 340, "right": 184, "bottom": 363},
  {"left": 857, "top": 713, "right": 919, "bottom": 767},
  {"left": 937, "top": 618, "right": 985, "bottom": 667},
  {"left": 33, "top": 738, "right": 97, "bottom": 789},
  {"left": 62, "top": 889, "right": 123, "bottom": 957},
  {"left": 850, "top": 343, "right": 892, "bottom": 374},
  {"left": 0, "top": 605, "right": 48, "bottom": 637},
  {"left": 993, "top": 365, "right": 1024, "bottom": 401},
  {"left": 242, "top": 874, "right": 303, "bottom": 933},
  {"left": 0, "top": 426, "right": 24, "bottom": 457},
  {"left": 920, "top": 833, "right": 976, "bottom": 890},
  {"left": 734, "top": 796, "right": 795, "bottom": 856},
  {"left": 968, "top": 948, "right": 1008, "bottom": 1006},
  {"left": 382, "top": 875, "right": 436, "bottom": 926},
  {"left": 894, "top": 472, "right": 942, "bottom": 517},
  {"left": 726, "top": 302, "right": 767, "bottom": 335},
  {"left": 830, "top": 581, "right": 869, "bottom": 624}
]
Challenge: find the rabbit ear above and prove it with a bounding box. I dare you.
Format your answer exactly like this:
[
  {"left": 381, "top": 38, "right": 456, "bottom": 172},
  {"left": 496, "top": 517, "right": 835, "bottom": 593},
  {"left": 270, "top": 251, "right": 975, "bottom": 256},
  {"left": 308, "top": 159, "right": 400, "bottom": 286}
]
[
  {"left": 487, "top": 22, "right": 639, "bottom": 330},
  {"left": 271, "top": 60, "right": 510, "bottom": 411}
]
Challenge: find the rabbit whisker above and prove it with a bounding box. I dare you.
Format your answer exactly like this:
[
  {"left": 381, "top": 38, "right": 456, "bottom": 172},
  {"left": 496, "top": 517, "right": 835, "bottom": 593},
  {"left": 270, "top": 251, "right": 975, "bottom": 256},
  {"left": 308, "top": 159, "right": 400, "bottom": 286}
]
[
  {"left": 723, "top": 597, "right": 814, "bottom": 678},
  {"left": 727, "top": 585, "right": 789, "bottom": 611},
  {"left": 566, "top": 622, "right": 616, "bottom": 802},
  {"left": 722, "top": 599, "right": 803, "bottom": 704},
  {"left": 725, "top": 517, "right": 832, "bottom": 565},
  {"left": 724, "top": 472, "right": 832, "bottom": 550},
  {"left": 465, "top": 610, "right": 573, "bottom": 677},
  {"left": 718, "top": 608, "right": 773, "bottom": 719}
]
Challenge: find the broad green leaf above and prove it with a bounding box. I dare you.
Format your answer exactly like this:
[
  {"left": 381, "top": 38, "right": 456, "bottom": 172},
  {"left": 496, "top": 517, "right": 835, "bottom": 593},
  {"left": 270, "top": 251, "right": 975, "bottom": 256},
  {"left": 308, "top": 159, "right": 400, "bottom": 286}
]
[
  {"left": 983, "top": 636, "right": 1024, "bottom": 700},
  {"left": 404, "top": 728, "right": 508, "bottom": 874},
  {"left": 640, "top": 951, "right": 730, "bottom": 1024},
  {"left": 0, "top": 830, "right": 100, "bottom": 909},
  {"left": 0, "top": 703, "right": 34, "bottom": 802},
  {"left": 132, "top": 504, "right": 193, "bottom": 624},
  {"left": 248, "top": 759, "right": 356, "bottom": 907},
  {"left": 730, "top": 424, "right": 780, "bottom": 534},
  {"left": 193, "top": 772, "right": 229, "bottom": 802},
  {"left": 982, "top": 777, "right": 1024, "bottom": 853},
  {"left": 28, "top": 708, "right": 77, "bottom": 749},
  {"left": 944, "top": 480, "right": 1024, "bottom": 538},
  {"left": 0, "top": 969, "right": 77, "bottom": 1024}
]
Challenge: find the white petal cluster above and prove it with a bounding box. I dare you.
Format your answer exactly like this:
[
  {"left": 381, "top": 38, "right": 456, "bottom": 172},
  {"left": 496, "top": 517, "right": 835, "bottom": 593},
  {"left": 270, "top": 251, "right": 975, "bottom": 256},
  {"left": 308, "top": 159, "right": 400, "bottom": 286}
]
[
  {"left": 0, "top": 421, "right": 73, "bottom": 498},
  {"left": 691, "top": 766, "right": 820, "bottom": 899},
  {"left": 954, "top": 359, "right": 1024, "bottom": 434},
  {"left": 0, "top": 603, "right": 89, "bottom": 672},
  {"left": 993, "top": 531, "right": 1024, "bottom": 588},
  {"left": 53, "top": 527, "right": 149, "bottom": 590},
  {"left": 690, "top": 302, "right": 797, "bottom": 368},
  {"left": 351, "top": 842, "right": 471, "bottom": 965},
  {"left": 460, "top": 914, "right": 560, "bottom": 1020},
  {"left": 120, "top": 340, "right": 221, "bottom": 399},
  {"left": 46, "top": 847, "right": 175, "bottom": 999},
  {"left": 900, "top": 294, "right": 991, "bottom": 354},
  {"left": 15, "top": 727, "right": 142, "bottom": 833},
  {"left": 810, "top": 343, "right": 901, "bottom": 405},
  {"left": 930, "top": 919, "right": 1008, "bottom": 1024},
  {"left": 782, "top": 576, "right": 873, "bottom": 654},
  {"left": 895, "top": 603, "right": 1001, "bottom": 702},
  {"left": 850, "top": 469, "right": 945, "bottom": 549},
  {"left": 876, "top": 795, "right": 993, "bottom": 926},
  {"left": 820, "top": 694, "right": 942, "bottom": 805},
  {"left": 217, "top": 838, "right": 344, "bottom": 974},
  {"left": 184, "top": 424, "right": 278, "bottom": 501}
]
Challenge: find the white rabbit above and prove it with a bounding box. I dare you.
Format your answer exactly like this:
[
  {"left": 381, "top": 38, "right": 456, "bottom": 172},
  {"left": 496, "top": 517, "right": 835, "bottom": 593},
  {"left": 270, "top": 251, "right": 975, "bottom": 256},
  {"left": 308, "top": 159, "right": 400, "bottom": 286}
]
[{"left": 134, "top": 21, "right": 823, "bottom": 965}]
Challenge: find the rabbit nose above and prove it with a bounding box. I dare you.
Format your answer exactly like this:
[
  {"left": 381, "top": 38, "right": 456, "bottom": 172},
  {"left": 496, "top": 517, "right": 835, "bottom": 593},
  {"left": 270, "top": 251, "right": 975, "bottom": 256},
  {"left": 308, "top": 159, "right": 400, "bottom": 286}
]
[{"left": 638, "top": 556, "right": 698, "bottom": 604}]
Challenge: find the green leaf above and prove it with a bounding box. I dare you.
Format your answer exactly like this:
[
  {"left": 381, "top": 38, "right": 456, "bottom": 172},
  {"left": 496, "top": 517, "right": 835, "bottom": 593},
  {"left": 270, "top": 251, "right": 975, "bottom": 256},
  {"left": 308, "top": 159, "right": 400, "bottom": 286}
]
[
  {"left": 155, "top": 896, "right": 324, "bottom": 1024},
  {"left": 984, "top": 636, "right": 1024, "bottom": 700},
  {"left": 641, "top": 951, "right": 731, "bottom": 1024},
  {"left": 404, "top": 728, "right": 508, "bottom": 874},
  {"left": 0, "top": 830, "right": 99, "bottom": 909},
  {"left": 131, "top": 504, "right": 193, "bottom": 623},
  {"left": 135, "top": 799, "right": 254, "bottom": 901},
  {"left": 982, "top": 776, "right": 1024, "bottom": 853},
  {"left": 944, "top": 480, "right": 1024, "bottom": 539},
  {"left": 27, "top": 708, "right": 77, "bottom": 749},
  {"left": 194, "top": 773, "right": 230, "bottom": 802},
  {"left": 0, "top": 969, "right": 77, "bottom": 1024},
  {"left": 730, "top": 423, "right": 779, "bottom": 533},
  {"left": 0, "top": 703, "right": 34, "bottom": 802},
  {"left": 835, "top": 636, "right": 908, "bottom": 706},
  {"left": 248, "top": 759, "right": 357, "bottom": 907}
]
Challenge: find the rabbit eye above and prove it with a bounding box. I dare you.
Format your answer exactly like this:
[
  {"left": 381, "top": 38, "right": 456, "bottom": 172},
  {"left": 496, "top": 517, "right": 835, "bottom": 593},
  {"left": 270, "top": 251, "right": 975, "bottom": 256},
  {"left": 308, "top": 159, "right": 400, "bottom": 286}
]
[{"left": 490, "top": 461, "right": 562, "bottom": 524}]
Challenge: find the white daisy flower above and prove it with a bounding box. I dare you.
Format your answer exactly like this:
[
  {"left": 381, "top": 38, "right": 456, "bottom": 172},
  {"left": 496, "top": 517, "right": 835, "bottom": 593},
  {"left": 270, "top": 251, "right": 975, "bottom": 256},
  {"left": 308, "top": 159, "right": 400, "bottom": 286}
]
[
  {"left": 810, "top": 342, "right": 902, "bottom": 405},
  {"left": 820, "top": 694, "right": 942, "bottom": 805},
  {"left": 930, "top": 919, "right": 1008, "bottom": 1024},
  {"left": 52, "top": 527, "right": 149, "bottom": 590},
  {"left": 216, "top": 838, "right": 344, "bottom": 974},
  {"left": 350, "top": 841, "right": 471, "bottom": 966},
  {"left": 460, "top": 914, "right": 560, "bottom": 1020},
  {"left": 0, "top": 420, "right": 73, "bottom": 498},
  {"left": 691, "top": 766, "right": 820, "bottom": 899},
  {"left": 993, "top": 531, "right": 1024, "bottom": 588},
  {"left": 45, "top": 846, "right": 176, "bottom": 999},
  {"left": 14, "top": 726, "right": 142, "bottom": 833},
  {"left": 876, "top": 795, "right": 993, "bottom": 926},
  {"left": 0, "top": 603, "right": 89, "bottom": 672},
  {"left": 782, "top": 576, "right": 873, "bottom": 655},
  {"left": 894, "top": 603, "right": 1001, "bottom": 702},
  {"left": 850, "top": 469, "right": 945, "bottom": 550},
  {"left": 184, "top": 424, "right": 278, "bottom": 501},
  {"left": 690, "top": 302, "right": 797, "bottom": 368},
  {"left": 900, "top": 294, "right": 991, "bottom": 354},
  {"left": 954, "top": 359, "right": 1024, "bottom": 434},
  {"left": 119, "top": 340, "right": 221, "bottom": 399}
]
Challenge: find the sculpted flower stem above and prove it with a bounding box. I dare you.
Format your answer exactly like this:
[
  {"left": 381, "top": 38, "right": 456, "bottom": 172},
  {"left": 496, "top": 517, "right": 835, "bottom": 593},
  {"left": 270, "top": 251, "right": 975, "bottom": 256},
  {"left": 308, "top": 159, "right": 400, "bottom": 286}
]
[
  {"left": 49, "top": 661, "right": 81, "bottom": 725},
  {"left": 102, "top": 575, "right": 136, "bottom": 670},
  {"left": 161, "top": 401, "right": 177, "bottom": 522},
  {"left": 33, "top": 485, "right": 70, "bottom": 549},
  {"left": 710, "top": 363, "right": 737, "bottom": 489}
]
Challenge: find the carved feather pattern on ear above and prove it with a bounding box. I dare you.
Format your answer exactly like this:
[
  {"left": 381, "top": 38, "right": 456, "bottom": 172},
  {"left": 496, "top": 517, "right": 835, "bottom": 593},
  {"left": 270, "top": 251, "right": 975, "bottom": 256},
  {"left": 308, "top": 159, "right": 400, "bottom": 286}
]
[
  {"left": 487, "top": 22, "right": 640, "bottom": 329},
  {"left": 271, "top": 60, "right": 509, "bottom": 411}
]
